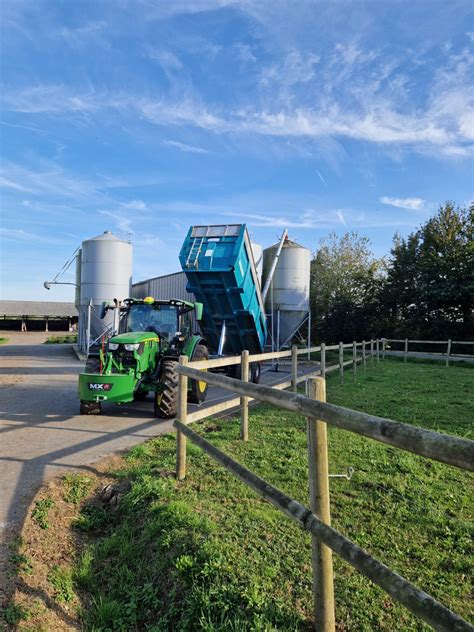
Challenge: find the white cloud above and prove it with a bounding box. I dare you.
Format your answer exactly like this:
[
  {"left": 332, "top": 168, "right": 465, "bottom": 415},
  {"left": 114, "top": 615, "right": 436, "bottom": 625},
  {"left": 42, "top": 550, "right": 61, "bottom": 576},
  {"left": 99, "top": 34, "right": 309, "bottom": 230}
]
[
  {"left": 163, "top": 139, "right": 209, "bottom": 154},
  {"left": 122, "top": 200, "right": 147, "bottom": 210},
  {"left": 146, "top": 48, "right": 183, "bottom": 72},
  {"left": 337, "top": 210, "right": 347, "bottom": 226},
  {"left": 380, "top": 196, "right": 426, "bottom": 211}
]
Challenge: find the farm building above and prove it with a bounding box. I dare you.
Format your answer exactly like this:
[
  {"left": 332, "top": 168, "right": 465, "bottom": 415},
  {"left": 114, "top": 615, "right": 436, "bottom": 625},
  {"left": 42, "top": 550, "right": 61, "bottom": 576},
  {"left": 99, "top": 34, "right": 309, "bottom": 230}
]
[{"left": 0, "top": 300, "right": 78, "bottom": 331}]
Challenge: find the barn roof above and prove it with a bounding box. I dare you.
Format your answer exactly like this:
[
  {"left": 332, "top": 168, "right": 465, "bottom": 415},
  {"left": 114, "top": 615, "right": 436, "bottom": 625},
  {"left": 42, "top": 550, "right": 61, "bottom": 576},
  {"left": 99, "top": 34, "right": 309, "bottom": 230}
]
[{"left": 0, "top": 300, "right": 77, "bottom": 318}]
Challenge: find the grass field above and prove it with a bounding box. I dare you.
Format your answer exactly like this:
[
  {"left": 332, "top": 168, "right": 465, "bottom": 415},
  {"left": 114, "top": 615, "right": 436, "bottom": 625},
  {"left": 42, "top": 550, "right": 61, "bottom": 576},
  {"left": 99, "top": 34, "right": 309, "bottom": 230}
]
[
  {"left": 5, "top": 359, "right": 473, "bottom": 631},
  {"left": 43, "top": 334, "right": 78, "bottom": 344}
]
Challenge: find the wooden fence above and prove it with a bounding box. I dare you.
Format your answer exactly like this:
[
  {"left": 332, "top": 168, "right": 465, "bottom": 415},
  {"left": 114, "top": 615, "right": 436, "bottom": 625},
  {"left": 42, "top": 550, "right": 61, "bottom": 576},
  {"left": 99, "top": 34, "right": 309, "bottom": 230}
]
[
  {"left": 384, "top": 338, "right": 474, "bottom": 366},
  {"left": 173, "top": 352, "right": 474, "bottom": 632}
]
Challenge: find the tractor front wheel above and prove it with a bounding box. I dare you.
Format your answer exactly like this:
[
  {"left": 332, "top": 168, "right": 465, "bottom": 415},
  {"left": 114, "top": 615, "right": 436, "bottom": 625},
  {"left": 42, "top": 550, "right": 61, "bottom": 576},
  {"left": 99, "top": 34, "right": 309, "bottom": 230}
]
[
  {"left": 188, "top": 345, "right": 209, "bottom": 405},
  {"left": 154, "top": 360, "right": 179, "bottom": 418},
  {"left": 80, "top": 400, "right": 102, "bottom": 415}
]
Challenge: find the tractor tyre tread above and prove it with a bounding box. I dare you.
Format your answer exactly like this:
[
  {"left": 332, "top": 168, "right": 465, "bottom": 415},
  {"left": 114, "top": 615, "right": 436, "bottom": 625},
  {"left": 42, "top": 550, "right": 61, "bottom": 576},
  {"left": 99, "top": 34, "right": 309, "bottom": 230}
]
[
  {"left": 80, "top": 400, "right": 102, "bottom": 415},
  {"left": 154, "top": 360, "right": 179, "bottom": 418}
]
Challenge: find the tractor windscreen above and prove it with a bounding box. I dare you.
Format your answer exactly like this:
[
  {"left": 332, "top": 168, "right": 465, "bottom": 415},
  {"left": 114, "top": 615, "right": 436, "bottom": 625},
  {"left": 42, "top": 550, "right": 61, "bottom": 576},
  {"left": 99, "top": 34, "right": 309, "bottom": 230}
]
[{"left": 126, "top": 304, "right": 179, "bottom": 340}]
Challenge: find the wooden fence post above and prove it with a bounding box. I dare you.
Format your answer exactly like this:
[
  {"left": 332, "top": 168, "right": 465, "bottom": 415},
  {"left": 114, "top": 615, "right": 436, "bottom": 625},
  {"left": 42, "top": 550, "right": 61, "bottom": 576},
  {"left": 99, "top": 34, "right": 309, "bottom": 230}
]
[
  {"left": 376, "top": 339, "right": 380, "bottom": 363},
  {"left": 307, "top": 377, "right": 335, "bottom": 632},
  {"left": 370, "top": 339, "right": 374, "bottom": 364},
  {"left": 382, "top": 338, "right": 386, "bottom": 360},
  {"left": 176, "top": 355, "right": 188, "bottom": 480},
  {"left": 241, "top": 350, "right": 250, "bottom": 441},
  {"left": 362, "top": 340, "right": 366, "bottom": 370},
  {"left": 352, "top": 341, "right": 357, "bottom": 376},
  {"left": 446, "top": 339, "right": 451, "bottom": 368},
  {"left": 339, "top": 342, "right": 344, "bottom": 384},
  {"left": 291, "top": 345, "right": 298, "bottom": 393},
  {"left": 320, "top": 342, "right": 326, "bottom": 379},
  {"left": 404, "top": 338, "right": 408, "bottom": 363}
]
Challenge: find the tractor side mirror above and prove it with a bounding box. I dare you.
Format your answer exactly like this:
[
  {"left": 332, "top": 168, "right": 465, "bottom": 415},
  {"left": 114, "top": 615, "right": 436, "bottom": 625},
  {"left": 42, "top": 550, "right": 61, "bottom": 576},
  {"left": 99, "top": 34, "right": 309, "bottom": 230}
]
[{"left": 194, "top": 302, "right": 203, "bottom": 321}]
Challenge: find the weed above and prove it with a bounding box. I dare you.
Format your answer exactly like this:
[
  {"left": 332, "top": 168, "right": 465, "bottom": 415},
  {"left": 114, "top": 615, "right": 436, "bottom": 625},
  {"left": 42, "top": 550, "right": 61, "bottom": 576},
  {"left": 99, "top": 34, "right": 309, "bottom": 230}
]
[
  {"left": 0, "top": 337, "right": 9, "bottom": 345},
  {"left": 9, "top": 551, "right": 33, "bottom": 576},
  {"left": 31, "top": 497, "right": 55, "bottom": 529},
  {"left": 63, "top": 473, "right": 93, "bottom": 504},
  {"left": 1, "top": 601, "right": 30, "bottom": 625},
  {"left": 47, "top": 565, "right": 75, "bottom": 603}
]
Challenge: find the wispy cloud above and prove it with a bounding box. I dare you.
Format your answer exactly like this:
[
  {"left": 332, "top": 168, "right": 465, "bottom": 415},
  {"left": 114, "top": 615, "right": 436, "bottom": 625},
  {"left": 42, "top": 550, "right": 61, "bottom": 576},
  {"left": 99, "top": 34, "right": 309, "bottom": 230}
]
[
  {"left": 163, "top": 139, "right": 209, "bottom": 154},
  {"left": 380, "top": 196, "right": 426, "bottom": 211},
  {"left": 337, "top": 210, "right": 347, "bottom": 226},
  {"left": 315, "top": 169, "right": 327, "bottom": 187}
]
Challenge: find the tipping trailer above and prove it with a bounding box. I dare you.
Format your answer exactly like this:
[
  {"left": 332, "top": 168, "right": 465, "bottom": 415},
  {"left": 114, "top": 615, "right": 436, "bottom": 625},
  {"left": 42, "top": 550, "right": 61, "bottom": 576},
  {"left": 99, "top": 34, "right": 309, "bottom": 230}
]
[{"left": 179, "top": 224, "right": 266, "bottom": 381}]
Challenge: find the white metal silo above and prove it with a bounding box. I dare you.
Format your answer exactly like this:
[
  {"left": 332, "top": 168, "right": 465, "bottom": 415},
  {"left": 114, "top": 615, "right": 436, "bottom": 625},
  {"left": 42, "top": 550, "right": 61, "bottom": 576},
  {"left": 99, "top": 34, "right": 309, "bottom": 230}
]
[
  {"left": 262, "top": 237, "right": 311, "bottom": 348},
  {"left": 78, "top": 231, "right": 132, "bottom": 352}
]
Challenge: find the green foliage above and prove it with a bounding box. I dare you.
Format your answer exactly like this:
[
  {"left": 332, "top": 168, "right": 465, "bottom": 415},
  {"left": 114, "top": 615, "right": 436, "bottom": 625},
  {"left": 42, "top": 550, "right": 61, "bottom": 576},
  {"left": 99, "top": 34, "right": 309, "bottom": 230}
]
[
  {"left": 63, "top": 473, "right": 93, "bottom": 504},
  {"left": 47, "top": 565, "right": 75, "bottom": 603},
  {"left": 309, "top": 202, "right": 473, "bottom": 343},
  {"left": 44, "top": 334, "right": 78, "bottom": 344},
  {"left": 9, "top": 551, "right": 33, "bottom": 576},
  {"left": 383, "top": 202, "right": 473, "bottom": 339},
  {"left": 31, "top": 497, "right": 55, "bottom": 529},
  {"left": 70, "top": 360, "right": 473, "bottom": 630},
  {"left": 1, "top": 601, "right": 30, "bottom": 625},
  {"left": 310, "top": 231, "right": 384, "bottom": 342},
  {"left": 0, "top": 337, "right": 9, "bottom": 345},
  {"left": 73, "top": 502, "right": 108, "bottom": 532}
]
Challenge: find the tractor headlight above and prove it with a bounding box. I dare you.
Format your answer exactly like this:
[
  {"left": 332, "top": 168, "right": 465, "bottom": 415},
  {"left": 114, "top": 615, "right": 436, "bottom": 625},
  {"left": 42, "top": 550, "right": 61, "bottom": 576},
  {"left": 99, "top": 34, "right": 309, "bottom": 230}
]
[
  {"left": 124, "top": 343, "right": 140, "bottom": 351},
  {"left": 108, "top": 343, "right": 119, "bottom": 351}
]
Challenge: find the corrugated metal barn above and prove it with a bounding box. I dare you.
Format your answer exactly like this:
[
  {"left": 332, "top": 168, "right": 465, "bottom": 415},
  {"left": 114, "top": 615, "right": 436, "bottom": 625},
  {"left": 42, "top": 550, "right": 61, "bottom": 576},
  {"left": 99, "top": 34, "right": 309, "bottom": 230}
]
[
  {"left": 131, "top": 272, "right": 199, "bottom": 331},
  {"left": 0, "top": 301, "right": 78, "bottom": 331},
  {"left": 132, "top": 272, "right": 195, "bottom": 302}
]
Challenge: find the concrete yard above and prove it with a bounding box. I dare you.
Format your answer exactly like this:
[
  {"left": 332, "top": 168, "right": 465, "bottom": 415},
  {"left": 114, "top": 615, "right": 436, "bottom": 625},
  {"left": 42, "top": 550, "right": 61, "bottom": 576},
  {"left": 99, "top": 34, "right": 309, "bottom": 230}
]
[{"left": 0, "top": 330, "right": 310, "bottom": 601}]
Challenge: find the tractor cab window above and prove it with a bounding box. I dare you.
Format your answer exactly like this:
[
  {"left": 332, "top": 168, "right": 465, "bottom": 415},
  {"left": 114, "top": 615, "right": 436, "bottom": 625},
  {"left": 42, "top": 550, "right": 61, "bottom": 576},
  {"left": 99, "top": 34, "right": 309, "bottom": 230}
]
[{"left": 125, "top": 304, "right": 179, "bottom": 341}]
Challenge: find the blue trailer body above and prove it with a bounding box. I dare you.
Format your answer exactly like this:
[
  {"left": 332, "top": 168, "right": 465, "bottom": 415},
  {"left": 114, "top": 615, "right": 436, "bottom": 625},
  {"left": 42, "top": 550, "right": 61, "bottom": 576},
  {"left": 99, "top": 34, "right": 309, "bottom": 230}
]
[{"left": 179, "top": 224, "right": 267, "bottom": 355}]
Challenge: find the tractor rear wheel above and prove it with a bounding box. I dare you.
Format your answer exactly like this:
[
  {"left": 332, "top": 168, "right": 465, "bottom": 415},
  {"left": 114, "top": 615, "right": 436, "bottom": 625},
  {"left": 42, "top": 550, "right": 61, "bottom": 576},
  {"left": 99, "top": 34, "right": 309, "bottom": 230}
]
[
  {"left": 250, "top": 362, "right": 261, "bottom": 384},
  {"left": 80, "top": 400, "right": 102, "bottom": 415},
  {"left": 154, "top": 360, "right": 179, "bottom": 418},
  {"left": 188, "top": 345, "right": 209, "bottom": 405}
]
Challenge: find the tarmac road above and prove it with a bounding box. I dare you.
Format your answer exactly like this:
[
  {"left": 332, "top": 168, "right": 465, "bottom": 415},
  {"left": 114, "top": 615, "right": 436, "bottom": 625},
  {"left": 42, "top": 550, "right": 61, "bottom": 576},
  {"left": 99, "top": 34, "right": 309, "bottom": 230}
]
[{"left": 0, "top": 330, "right": 306, "bottom": 596}]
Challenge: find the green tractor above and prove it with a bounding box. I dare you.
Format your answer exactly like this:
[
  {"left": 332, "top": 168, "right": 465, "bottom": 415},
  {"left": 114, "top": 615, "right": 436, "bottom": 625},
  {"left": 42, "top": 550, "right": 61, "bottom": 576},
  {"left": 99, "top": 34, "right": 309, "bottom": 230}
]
[{"left": 78, "top": 297, "right": 209, "bottom": 417}]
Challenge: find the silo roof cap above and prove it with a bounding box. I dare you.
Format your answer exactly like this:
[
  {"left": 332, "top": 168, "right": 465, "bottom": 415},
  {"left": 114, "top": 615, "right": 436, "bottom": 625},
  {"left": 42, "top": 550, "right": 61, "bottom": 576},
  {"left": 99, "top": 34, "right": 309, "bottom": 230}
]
[
  {"left": 85, "top": 231, "right": 126, "bottom": 242},
  {"left": 268, "top": 237, "right": 308, "bottom": 250}
]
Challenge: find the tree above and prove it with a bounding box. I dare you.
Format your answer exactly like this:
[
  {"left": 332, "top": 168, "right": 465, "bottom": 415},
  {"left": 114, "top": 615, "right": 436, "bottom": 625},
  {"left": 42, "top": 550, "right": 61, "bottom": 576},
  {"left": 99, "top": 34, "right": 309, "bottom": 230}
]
[
  {"left": 383, "top": 202, "right": 473, "bottom": 339},
  {"left": 310, "top": 232, "right": 384, "bottom": 342}
]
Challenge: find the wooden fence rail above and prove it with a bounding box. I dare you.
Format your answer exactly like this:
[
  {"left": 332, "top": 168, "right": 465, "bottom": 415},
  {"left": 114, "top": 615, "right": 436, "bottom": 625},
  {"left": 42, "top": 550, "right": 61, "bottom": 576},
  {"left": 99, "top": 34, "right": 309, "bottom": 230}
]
[
  {"left": 174, "top": 419, "right": 472, "bottom": 632},
  {"left": 384, "top": 338, "right": 474, "bottom": 366}
]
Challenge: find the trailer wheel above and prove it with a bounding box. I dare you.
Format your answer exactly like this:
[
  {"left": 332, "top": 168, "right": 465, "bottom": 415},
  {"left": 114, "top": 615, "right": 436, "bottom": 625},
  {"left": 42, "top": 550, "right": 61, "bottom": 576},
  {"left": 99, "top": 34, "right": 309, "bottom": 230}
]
[
  {"left": 80, "top": 400, "right": 102, "bottom": 415},
  {"left": 251, "top": 362, "right": 261, "bottom": 384},
  {"left": 188, "top": 345, "right": 209, "bottom": 405},
  {"left": 154, "top": 360, "right": 179, "bottom": 418}
]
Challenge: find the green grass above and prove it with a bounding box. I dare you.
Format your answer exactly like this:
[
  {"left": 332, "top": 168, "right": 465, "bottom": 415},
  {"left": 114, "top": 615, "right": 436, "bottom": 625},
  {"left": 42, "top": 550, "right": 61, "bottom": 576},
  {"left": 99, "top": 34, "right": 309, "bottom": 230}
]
[
  {"left": 63, "top": 473, "right": 93, "bottom": 504},
  {"left": 31, "top": 497, "right": 55, "bottom": 530},
  {"left": 68, "top": 359, "right": 472, "bottom": 630},
  {"left": 0, "top": 337, "right": 9, "bottom": 345},
  {"left": 44, "top": 334, "right": 77, "bottom": 344}
]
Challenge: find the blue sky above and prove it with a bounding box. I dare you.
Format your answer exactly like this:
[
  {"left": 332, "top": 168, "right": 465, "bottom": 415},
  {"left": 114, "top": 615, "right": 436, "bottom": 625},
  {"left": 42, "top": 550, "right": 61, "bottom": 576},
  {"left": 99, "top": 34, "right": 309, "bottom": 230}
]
[{"left": 1, "top": 0, "right": 473, "bottom": 300}]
